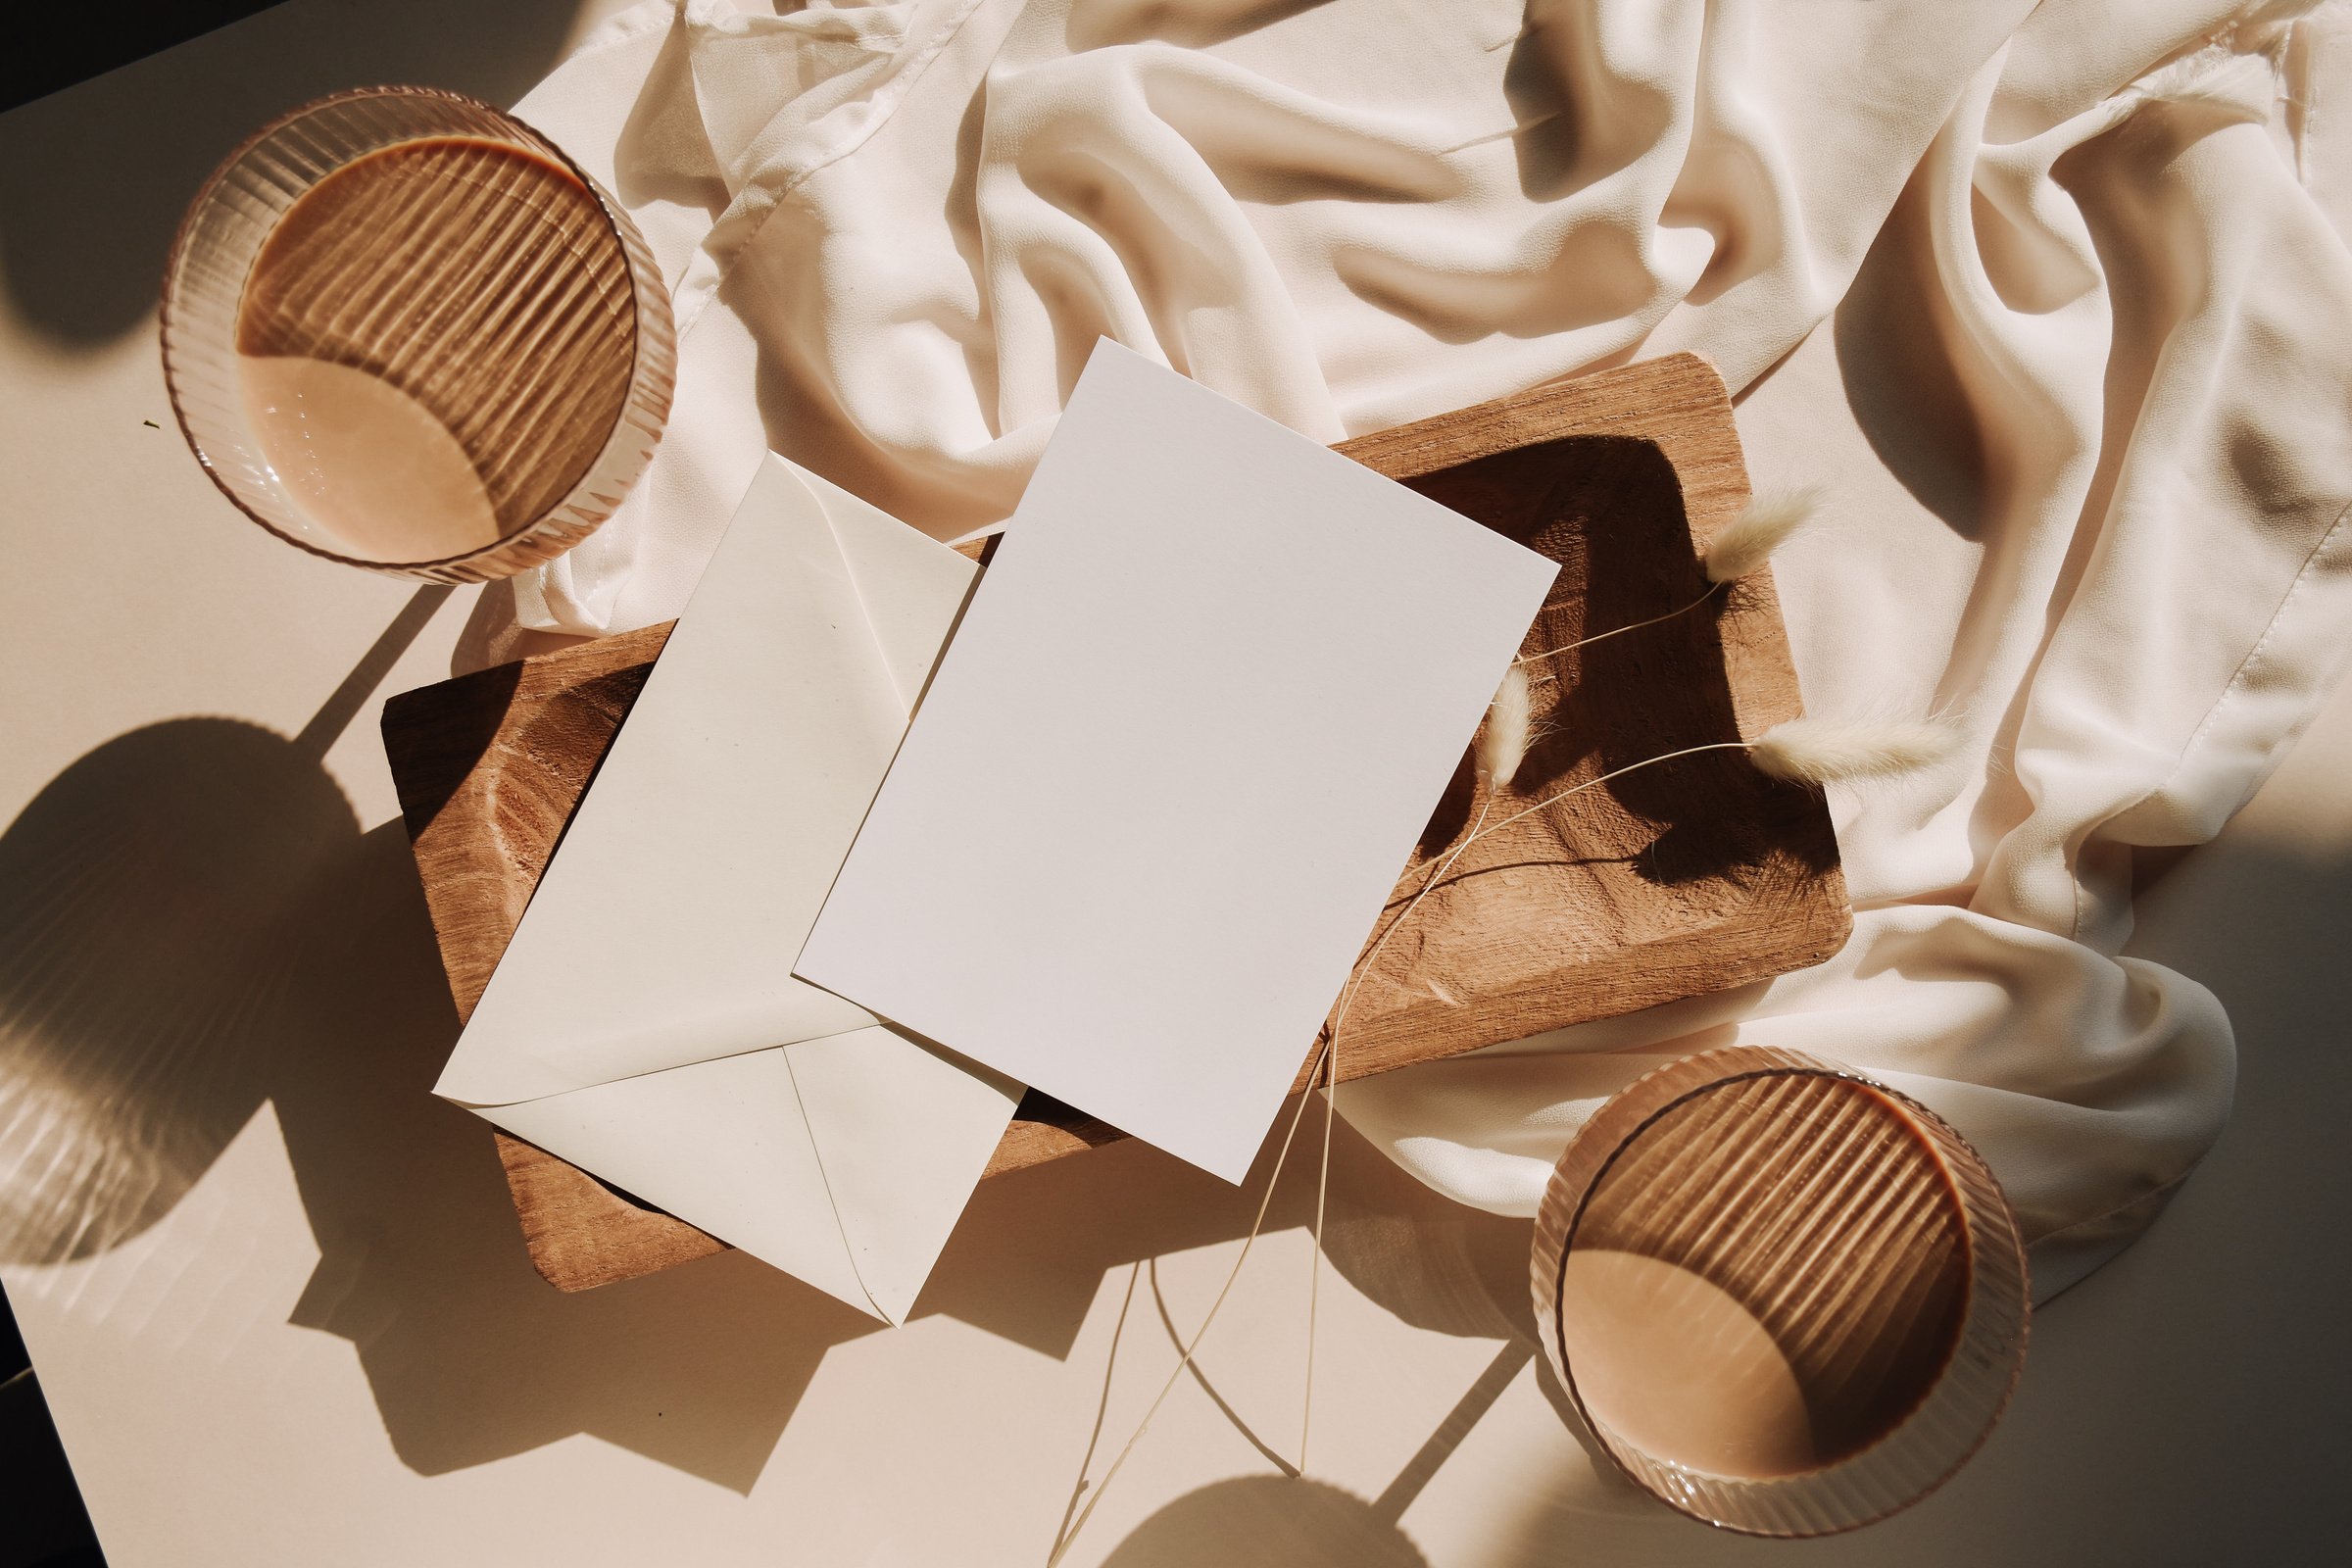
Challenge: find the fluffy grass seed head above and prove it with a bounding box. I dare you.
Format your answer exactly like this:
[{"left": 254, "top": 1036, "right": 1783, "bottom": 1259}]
[
  {"left": 1478, "top": 663, "right": 1534, "bottom": 791},
  {"left": 1704, "top": 486, "right": 1822, "bottom": 584},
  {"left": 1749, "top": 715, "right": 1959, "bottom": 787}
]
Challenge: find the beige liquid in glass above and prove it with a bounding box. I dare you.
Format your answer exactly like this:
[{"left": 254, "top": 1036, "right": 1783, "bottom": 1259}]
[
  {"left": 1558, "top": 1073, "right": 1971, "bottom": 1480},
  {"left": 233, "top": 136, "right": 637, "bottom": 564},
  {"left": 1560, "top": 1249, "right": 1818, "bottom": 1477},
  {"left": 241, "top": 358, "right": 500, "bottom": 557}
]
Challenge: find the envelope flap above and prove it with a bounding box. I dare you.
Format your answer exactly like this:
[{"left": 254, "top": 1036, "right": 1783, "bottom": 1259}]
[
  {"left": 809, "top": 468, "right": 981, "bottom": 712},
  {"left": 480, "top": 1026, "right": 1020, "bottom": 1322},
  {"left": 786, "top": 1029, "right": 1022, "bottom": 1323},
  {"left": 436, "top": 457, "right": 971, "bottom": 1107},
  {"left": 480, "top": 1046, "right": 873, "bottom": 1313}
]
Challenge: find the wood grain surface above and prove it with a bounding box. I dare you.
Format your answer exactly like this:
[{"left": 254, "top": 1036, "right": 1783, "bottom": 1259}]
[
  {"left": 1325, "top": 353, "right": 1847, "bottom": 1082},
  {"left": 381, "top": 351, "right": 1847, "bottom": 1292}
]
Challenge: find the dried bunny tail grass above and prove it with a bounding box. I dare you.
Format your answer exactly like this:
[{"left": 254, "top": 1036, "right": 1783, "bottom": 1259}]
[
  {"left": 1478, "top": 664, "right": 1533, "bottom": 789},
  {"left": 1512, "top": 483, "right": 1822, "bottom": 672},
  {"left": 1749, "top": 715, "right": 1960, "bottom": 787},
  {"left": 1703, "top": 485, "right": 1822, "bottom": 584}
]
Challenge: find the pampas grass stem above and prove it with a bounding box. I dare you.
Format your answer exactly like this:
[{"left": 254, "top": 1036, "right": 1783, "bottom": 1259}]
[
  {"left": 1513, "top": 487, "right": 1819, "bottom": 670},
  {"left": 1514, "top": 581, "right": 1727, "bottom": 668},
  {"left": 1462, "top": 714, "right": 1956, "bottom": 848},
  {"left": 1047, "top": 1035, "right": 1330, "bottom": 1566}
]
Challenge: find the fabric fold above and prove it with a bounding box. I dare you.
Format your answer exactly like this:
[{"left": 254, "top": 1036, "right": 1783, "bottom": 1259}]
[{"left": 494, "top": 0, "right": 2352, "bottom": 1295}]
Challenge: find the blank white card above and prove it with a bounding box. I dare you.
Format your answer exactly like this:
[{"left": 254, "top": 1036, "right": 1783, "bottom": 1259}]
[{"left": 796, "top": 343, "right": 1556, "bottom": 1181}]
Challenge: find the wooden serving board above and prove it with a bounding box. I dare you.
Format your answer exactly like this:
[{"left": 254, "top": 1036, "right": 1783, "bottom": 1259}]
[{"left": 382, "top": 351, "right": 1848, "bottom": 1292}]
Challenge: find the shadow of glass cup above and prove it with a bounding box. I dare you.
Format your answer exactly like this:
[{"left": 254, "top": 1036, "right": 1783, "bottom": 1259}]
[
  {"left": 160, "top": 85, "right": 675, "bottom": 581},
  {"left": 0, "top": 719, "right": 356, "bottom": 1264},
  {"left": 1531, "top": 1045, "right": 2030, "bottom": 1537}
]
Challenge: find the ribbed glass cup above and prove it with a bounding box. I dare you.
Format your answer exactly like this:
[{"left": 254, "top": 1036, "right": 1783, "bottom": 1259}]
[
  {"left": 1531, "top": 1046, "right": 2030, "bottom": 1537},
  {"left": 161, "top": 86, "right": 676, "bottom": 581}
]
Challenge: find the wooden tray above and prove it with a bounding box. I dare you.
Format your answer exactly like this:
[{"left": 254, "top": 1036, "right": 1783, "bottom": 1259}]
[{"left": 382, "top": 352, "right": 1847, "bottom": 1292}]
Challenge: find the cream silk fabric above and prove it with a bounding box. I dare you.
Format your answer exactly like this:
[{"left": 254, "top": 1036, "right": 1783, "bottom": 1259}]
[{"left": 505, "top": 0, "right": 2352, "bottom": 1299}]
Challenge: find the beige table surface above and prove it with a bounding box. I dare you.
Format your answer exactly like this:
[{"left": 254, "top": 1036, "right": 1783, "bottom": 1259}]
[{"left": 3, "top": 5, "right": 2347, "bottom": 1564}]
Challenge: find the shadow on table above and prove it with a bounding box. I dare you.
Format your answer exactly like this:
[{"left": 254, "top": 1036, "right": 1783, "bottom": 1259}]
[
  {"left": 1079, "top": 1329, "right": 1554, "bottom": 1568},
  {"left": 0, "top": 697, "right": 879, "bottom": 1494},
  {"left": 19, "top": 607, "right": 2339, "bottom": 1551},
  {"left": 926, "top": 1101, "right": 1532, "bottom": 1366},
  {"left": 1091, "top": 818, "right": 2352, "bottom": 1568},
  {"left": 0, "top": 589, "right": 1544, "bottom": 1500},
  {"left": 0, "top": 0, "right": 588, "bottom": 351},
  {"left": 926, "top": 1073, "right": 1545, "bottom": 1567}
]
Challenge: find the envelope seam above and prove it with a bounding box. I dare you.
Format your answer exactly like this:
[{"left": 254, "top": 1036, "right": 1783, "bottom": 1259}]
[{"left": 782, "top": 1045, "right": 895, "bottom": 1322}]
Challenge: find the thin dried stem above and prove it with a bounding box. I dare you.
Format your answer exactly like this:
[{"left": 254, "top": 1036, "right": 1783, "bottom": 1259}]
[
  {"left": 1514, "top": 580, "right": 1726, "bottom": 667},
  {"left": 1052, "top": 708, "right": 1946, "bottom": 1562},
  {"left": 1048, "top": 1035, "right": 1332, "bottom": 1567}
]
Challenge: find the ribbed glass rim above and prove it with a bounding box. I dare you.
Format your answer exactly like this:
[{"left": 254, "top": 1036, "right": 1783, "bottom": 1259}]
[
  {"left": 159, "top": 83, "right": 662, "bottom": 576},
  {"left": 1531, "top": 1045, "right": 2031, "bottom": 1537}
]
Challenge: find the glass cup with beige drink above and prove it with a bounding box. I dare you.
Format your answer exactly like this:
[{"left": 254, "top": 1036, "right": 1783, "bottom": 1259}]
[
  {"left": 162, "top": 86, "right": 675, "bottom": 580},
  {"left": 1532, "top": 1046, "right": 2031, "bottom": 1536}
]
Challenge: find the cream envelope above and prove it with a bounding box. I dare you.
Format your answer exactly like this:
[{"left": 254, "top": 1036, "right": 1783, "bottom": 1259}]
[{"left": 433, "top": 455, "right": 1020, "bottom": 1323}]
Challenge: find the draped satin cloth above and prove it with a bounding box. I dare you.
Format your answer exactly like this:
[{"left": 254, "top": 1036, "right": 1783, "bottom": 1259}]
[{"left": 505, "top": 0, "right": 2352, "bottom": 1301}]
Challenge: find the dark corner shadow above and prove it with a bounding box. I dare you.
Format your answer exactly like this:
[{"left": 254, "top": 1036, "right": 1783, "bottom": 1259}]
[
  {"left": 1475, "top": 832, "right": 2352, "bottom": 1568},
  {"left": 0, "top": 592, "right": 880, "bottom": 1496},
  {"left": 1473, "top": 835, "right": 2352, "bottom": 1568},
  {"left": 0, "top": 0, "right": 587, "bottom": 350}
]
